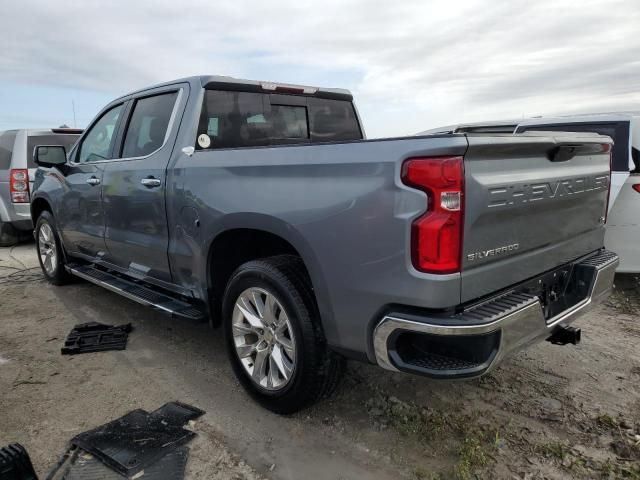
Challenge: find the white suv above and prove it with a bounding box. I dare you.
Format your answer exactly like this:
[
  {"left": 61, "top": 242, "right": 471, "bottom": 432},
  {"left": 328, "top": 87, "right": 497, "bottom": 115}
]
[
  {"left": 516, "top": 114, "right": 639, "bottom": 272},
  {"left": 0, "top": 128, "right": 82, "bottom": 246}
]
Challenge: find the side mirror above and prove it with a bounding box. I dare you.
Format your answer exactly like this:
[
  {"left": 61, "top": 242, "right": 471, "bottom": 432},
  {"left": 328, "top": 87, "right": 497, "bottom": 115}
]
[{"left": 33, "top": 145, "right": 67, "bottom": 168}]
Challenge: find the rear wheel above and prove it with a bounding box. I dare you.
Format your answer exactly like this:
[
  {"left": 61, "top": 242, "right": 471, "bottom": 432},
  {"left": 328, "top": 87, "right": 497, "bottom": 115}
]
[
  {"left": 222, "top": 255, "right": 344, "bottom": 414},
  {"left": 35, "top": 211, "right": 71, "bottom": 285}
]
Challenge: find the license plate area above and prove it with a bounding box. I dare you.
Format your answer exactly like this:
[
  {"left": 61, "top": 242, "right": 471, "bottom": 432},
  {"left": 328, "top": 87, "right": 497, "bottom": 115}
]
[{"left": 516, "top": 261, "right": 593, "bottom": 322}]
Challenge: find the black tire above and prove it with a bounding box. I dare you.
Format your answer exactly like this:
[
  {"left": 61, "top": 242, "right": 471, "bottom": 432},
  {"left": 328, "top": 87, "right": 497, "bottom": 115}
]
[
  {"left": 34, "top": 211, "right": 71, "bottom": 285},
  {"left": 0, "top": 221, "right": 18, "bottom": 247},
  {"left": 222, "top": 255, "right": 344, "bottom": 414}
]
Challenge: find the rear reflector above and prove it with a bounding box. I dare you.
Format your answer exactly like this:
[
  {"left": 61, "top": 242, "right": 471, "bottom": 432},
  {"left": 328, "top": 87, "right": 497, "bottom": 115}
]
[
  {"left": 10, "top": 169, "right": 30, "bottom": 203},
  {"left": 402, "top": 156, "right": 464, "bottom": 274}
]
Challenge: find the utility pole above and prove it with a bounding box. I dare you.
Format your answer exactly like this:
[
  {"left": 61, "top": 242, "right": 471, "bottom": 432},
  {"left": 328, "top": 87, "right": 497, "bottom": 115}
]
[{"left": 72, "top": 100, "right": 77, "bottom": 128}]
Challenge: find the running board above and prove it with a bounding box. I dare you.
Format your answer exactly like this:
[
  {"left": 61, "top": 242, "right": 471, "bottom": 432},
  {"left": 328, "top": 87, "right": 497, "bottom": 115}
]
[{"left": 66, "top": 265, "right": 206, "bottom": 321}]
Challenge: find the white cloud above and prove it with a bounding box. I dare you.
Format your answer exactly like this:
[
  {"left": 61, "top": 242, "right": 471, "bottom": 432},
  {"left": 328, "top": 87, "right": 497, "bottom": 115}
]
[{"left": 2, "top": 0, "right": 640, "bottom": 136}]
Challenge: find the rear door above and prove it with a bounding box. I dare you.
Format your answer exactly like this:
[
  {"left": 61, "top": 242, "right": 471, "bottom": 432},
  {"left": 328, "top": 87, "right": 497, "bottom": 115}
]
[
  {"left": 461, "top": 133, "right": 611, "bottom": 302},
  {"left": 101, "top": 85, "right": 186, "bottom": 284}
]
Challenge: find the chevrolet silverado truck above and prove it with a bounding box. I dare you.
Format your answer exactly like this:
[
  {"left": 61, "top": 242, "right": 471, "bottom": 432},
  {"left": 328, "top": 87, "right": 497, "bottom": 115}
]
[{"left": 30, "top": 76, "right": 618, "bottom": 413}]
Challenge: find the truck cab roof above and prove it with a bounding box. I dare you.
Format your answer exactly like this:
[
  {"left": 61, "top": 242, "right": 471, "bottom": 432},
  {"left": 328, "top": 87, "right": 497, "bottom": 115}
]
[{"left": 118, "top": 75, "right": 353, "bottom": 103}]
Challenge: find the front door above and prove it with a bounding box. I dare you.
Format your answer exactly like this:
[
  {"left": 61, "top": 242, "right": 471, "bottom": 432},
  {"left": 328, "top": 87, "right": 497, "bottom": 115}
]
[
  {"left": 101, "top": 88, "right": 184, "bottom": 284},
  {"left": 58, "top": 103, "right": 124, "bottom": 259}
]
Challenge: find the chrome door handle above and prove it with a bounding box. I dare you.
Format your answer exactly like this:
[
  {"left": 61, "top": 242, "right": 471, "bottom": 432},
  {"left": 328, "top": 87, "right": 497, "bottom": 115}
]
[
  {"left": 86, "top": 177, "right": 100, "bottom": 186},
  {"left": 141, "top": 177, "right": 161, "bottom": 188}
]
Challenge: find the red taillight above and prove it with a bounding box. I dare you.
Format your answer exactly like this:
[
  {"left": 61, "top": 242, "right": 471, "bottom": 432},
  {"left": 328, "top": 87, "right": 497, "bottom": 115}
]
[
  {"left": 402, "top": 156, "right": 464, "bottom": 274},
  {"left": 632, "top": 184, "right": 640, "bottom": 194},
  {"left": 10, "top": 169, "right": 30, "bottom": 203}
]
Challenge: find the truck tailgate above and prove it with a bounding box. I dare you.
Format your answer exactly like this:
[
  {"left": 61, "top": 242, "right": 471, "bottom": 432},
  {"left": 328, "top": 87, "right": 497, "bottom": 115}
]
[{"left": 461, "top": 133, "right": 612, "bottom": 303}]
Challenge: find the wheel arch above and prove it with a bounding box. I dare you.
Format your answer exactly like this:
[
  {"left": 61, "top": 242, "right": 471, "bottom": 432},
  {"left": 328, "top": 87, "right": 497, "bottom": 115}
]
[
  {"left": 204, "top": 215, "right": 334, "bottom": 333},
  {"left": 30, "top": 196, "right": 53, "bottom": 223}
]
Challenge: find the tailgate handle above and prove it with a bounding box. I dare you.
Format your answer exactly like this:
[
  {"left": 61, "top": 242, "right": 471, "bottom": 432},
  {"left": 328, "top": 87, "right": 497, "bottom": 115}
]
[{"left": 548, "top": 145, "right": 579, "bottom": 162}]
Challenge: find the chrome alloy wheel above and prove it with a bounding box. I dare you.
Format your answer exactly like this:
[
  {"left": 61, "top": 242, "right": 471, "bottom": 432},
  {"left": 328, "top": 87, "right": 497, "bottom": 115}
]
[
  {"left": 38, "top": 223, "right": 58, "bottom": 276},
  {"left": 232, "top": 287, "right": 296, "bottom": 391}
]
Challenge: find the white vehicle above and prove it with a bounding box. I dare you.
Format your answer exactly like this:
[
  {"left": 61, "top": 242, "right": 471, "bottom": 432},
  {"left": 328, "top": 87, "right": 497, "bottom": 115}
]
[
  {"left": 0, "top": 128, "right": 82, "bottom": 246},
  {"left": 516, "top": 114, "right": 639, "bottom": 272},
  {"left": 417, "top": 120, "right": 519, "bottom": 135}
]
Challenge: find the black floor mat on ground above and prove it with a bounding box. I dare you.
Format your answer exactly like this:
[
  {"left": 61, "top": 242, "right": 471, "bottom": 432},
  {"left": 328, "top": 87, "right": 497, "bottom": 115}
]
[
  {"left": 0, "top": 443, "right": 37, "bottom": 480},
  {"left": 54, "top": 446, "right": 189, "bottom": 480},
  {"left": 61, "top": 322, "right": 132, "bottom": 355},
  {"left": 68, "top": 402, "right": 204, "bottom": 477}
]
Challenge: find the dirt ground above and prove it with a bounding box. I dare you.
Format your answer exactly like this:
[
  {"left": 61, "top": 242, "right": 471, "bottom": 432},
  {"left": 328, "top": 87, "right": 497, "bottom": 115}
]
[{"left": 1, "top": 242, "right": 639, "bottom": 480}]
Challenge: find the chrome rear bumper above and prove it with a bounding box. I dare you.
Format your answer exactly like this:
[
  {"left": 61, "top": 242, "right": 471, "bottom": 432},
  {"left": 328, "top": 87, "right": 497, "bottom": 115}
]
[{"left": 373, "top": 250, "right": 618, "bottom": 378}]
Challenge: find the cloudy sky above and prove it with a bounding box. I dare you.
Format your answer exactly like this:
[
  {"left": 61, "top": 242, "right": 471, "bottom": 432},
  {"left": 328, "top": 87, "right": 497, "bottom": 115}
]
[{"left": 2, "top": 0, "right": 639, "bottom": 137}]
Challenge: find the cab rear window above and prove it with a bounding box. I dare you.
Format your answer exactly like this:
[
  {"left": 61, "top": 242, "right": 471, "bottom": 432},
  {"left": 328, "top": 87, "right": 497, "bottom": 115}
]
[{"left": 196, "top": 90, "right": 362, "bottom": 150}]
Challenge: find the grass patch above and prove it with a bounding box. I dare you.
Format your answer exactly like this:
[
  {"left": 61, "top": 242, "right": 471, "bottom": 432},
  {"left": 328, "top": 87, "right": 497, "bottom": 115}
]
[
  {"left": 412, "top": 466, "right": 441, "bottom": 480},
  {"left": 588, "top": 458, "right": 640, "bottom": 480},
  {"left": 595, "top": 413, "right": 618, "bottom": 430},
  {"left": 366, "top": 394, "right": 496, "bottom": 479},
  {"left": 536, "top": 441, "right": 569, "bottom": 460},
  {"left": 454, "top": 437, "right": 489, "bottom": 480}
]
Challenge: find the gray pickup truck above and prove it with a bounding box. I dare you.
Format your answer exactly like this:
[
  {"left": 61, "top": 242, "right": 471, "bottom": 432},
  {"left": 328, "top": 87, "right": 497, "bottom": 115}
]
[{"left": 31, "top": 76, "right": 618, "bottom": 413}]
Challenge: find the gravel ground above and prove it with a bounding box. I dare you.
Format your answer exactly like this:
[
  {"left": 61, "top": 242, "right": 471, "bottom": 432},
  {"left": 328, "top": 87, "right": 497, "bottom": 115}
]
[{"left": 0, "top": 242, "right": 638, "bottom": 480}]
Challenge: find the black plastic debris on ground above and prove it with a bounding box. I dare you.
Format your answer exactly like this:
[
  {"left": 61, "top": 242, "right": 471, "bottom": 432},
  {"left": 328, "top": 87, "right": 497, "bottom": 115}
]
[
  {"left": 68, "top": 402, "right": 204, "bottom": 477},
  {"left": 0, "top": 443, "right": 37, "bottom": 480},
  {"left": 61, "top": 322, "right": 132, "bottom": 355},
  {"left": 51, "top": 446, "right": 189, "bottom": 480}
]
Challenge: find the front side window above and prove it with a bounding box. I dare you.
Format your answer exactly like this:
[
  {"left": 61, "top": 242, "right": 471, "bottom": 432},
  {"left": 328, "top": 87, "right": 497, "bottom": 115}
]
[
  {"left": 122, "top": 92, "right": 178, "bottom": 158},
  {"left": 78, "top": 105, "right": 123, "bottom": 163}
]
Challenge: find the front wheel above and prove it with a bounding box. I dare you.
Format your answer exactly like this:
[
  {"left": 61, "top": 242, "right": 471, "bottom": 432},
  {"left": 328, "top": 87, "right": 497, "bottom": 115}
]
[
  {"left": 222, "top": 255, "right": 344, "bottom": 414},
  {"left": 35, "top": 211, "right": 71, "bottom": 285}
]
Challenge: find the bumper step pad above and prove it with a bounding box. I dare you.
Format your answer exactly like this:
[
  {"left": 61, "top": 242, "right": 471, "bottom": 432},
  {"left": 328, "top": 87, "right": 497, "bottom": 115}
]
[{"left": 66, "top": 265, "right": 205, "bottom": 321}]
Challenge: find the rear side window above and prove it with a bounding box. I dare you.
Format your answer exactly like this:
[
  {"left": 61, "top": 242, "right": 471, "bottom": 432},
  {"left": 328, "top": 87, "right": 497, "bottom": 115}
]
[
  {"left": 26, "top": 134, "right": 80, "bottom": 168},
  {"left": 122, "top": 92, "right": 178, "bottom": 158},
  {"left": 196, "top": 90, "right": 361, "bottom": 150},
  {"left": 0, "top": 130, "right": 18, "bottom": 170},
  {"left": 517, "top": 122, "right": 631, "bottom": 172}
]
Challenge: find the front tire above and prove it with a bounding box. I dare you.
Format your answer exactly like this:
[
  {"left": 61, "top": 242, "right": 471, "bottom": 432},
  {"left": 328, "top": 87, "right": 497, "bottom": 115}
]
[
  {"left": 35, "top": 211, "right": 71, "bottom": 285},
  {"left": 222, "top": 255, "right": 344, "bottom": 414}
]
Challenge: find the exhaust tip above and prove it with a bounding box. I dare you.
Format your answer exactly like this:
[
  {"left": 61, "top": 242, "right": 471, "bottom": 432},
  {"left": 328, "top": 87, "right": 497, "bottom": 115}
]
[{"left": 547, "top": 325, "right": 581, "bottom": 346}]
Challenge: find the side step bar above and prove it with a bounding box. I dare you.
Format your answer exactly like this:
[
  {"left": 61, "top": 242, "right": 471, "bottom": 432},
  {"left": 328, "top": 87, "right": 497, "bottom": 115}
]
[{"left": 66, "top": 265, "right": 206, "bottom": 321}]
